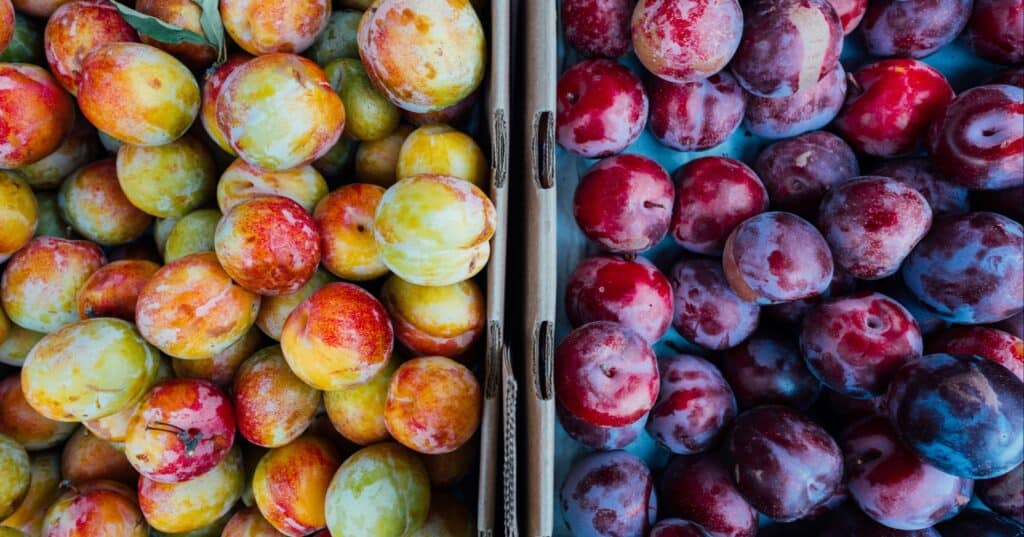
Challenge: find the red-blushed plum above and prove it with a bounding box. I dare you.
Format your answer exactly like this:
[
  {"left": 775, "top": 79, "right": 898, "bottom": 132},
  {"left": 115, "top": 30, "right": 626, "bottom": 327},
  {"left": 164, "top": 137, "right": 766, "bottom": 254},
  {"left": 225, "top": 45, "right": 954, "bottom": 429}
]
[
  {"left": 936, "top": 508, "right": 1024, "bottom": 537},
  {"left": 76, "top": 260, "right": 160, "bottom": 322},
  {"left": 0, "top": 0, "right": 11, "bottom": 52},
  {"left": 872, "top": 159, "right": 969, "bottom": 216},
  {"left": 631, "top": 0, "right": 743, "bottom": 83},
  {"left": 646, "top": 355, "right": 736, "bottom": 454},
  {"left": 818, "top": 177, "right": 933, "bottom": 280},
  {"left": 556, "top": 59, "right": 648, "bottom": 158},
  {"left": 234, "top": 346, "right": 319, "bottom": 448},
  {"left": 669, "top": 258, "right": 760, "bottom": 351},
  {"left": 61, "top": 426, "right": 137, "bottom": 485},
  {"left": 928, "top": 84, "right": 1024, "bottom": 190},
  {"left": 842, "top": 417, "right": 972, "bottom": 530},
  {"left": 927, "top": 326, "right": 1024, "bottom": 380},
  {"left": 0, "top": 63, "right": 74, "bottom": 168},
  {"left": 220, "top": 0, "right": 329, "bottom": 56},
  {"left": 886, "top": 354, "right": 1024, "bottom": 479},
  {"left": 43, "top": 0, "right": 138, "bottom": 95},
  {"left": 18, "top": 114, "right": 100, "bottom": 191},
  {"left": 670, "top": 157, "right": 768, "bottom": 255},
  {"left": 648, "top": 72, "right": 747, "bottom": 152},
  {"left": 660, "top": 453, "right": 758, "bottom": 537},
  {"left": 826, "top": 0, "right": 867, "bottom": 33},
  {"left": 58, "top": 158, "right": 153, "bottom": 246},
  {"left": 40, "top": 480, "right": 146, "bottom": 537},
  {"left": 754, "top": 131, "right": 859, "bottom": 215},
  {"left": 730, "top": 0, "right": 843, "bottom": 98},
  {"left": 556, "top": 400, "right": 646, "bottom": 450},
  {"left": 801, "top": 292, "right": 922, "bottom": 398},
  {"left": 835, "top": 60, "right": 954, "bottom": 157},
  {"left": 650, "top": 519, "right": 712, "bottom": 537},
  {"left": 252, "top": 436, "right": 340, "bottom": 536},
  {"left": 573, "top": 154, "right": 673, "bottom": 253},
  {"left": 901, "top": 212, "right": 1023, "bottom": 324},
  {"left": 820, "top": 502, "right": 942, "bottom": 537},
  {"left": 963, "top": 0, "right": 1024, "bottom": 64},
  {"left": 721, "top": 337, "right": 821, "bottom": 410},
  {"left": 725, "top": 405, "right": 843, "bottom": 521},
  {"left": 124, "top": 378, "right": 236, "bottom": 483},
  {"left": 200, "top": 53, "right": 251, "bottom": 156},
  {"left": 973, "top": 185, "right": 1024, "bottom": 222},
  {"left": 722, "top": 212, "right": 834, "bottom": 305},
  {"left": 380, "top": 276, "right": 485, "bottom": 359},
  {"left": 562, "top": 0, "right": 633, "bottom": 58},
  {"left": 565, "top": 255, "right": 672, "bottom": 343},
  {"left": 560, "top": 450, "right": 656, "bottom": 537},
  {"left": 554, "top": 321, "right": 660, "bottom": 428},
  {"left": 222, "top": 508, "right": 288, "bottom": 537},
  {"left": 744, "top": 64, "right": 847, "bottom": 139},
  {"left": 860, "top": 0, "right": 973, "bottom": 58},
  {"left": 0, "top": 374, "right": 75, "bottom": 450},
  {"left": 977, "top": 463, "right": 1024, "bottom": 523},
  {"left": 314, "top": 183, "right": 388, "bottom": 282},
  {"left": 138, "top": 446, "right": 243, "bottom": 534}
]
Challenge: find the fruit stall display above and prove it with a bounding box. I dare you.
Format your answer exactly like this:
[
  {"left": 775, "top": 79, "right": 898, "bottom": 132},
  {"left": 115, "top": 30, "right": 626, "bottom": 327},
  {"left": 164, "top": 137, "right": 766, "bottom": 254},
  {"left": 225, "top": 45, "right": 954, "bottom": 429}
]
[
  {"left": 551, "top": 0, "right": 1023, "bottom": 536},
  {"left": 0, "top": 0, "right": 509, "bottom": 535}
]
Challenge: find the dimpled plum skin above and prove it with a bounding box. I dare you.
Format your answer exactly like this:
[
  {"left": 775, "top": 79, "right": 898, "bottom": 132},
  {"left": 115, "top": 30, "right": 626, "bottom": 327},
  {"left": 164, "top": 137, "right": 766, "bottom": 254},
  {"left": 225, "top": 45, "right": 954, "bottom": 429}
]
[
  {"left": 556, "top": 59, "right": 648, "bottom": 158},
  {"left": 136, "top": 252, "right": 261, "bottom": 360},
  {"left": 873, "top": 159, "right": 969, "bottom": 216},
  {"left": 215, "top": 196, "right": 321, "bottom": 296},
  {"left": 928, "top": 85, "right": 1024, "bottom": 190},
  {"left": 631, "top": 0, "right": 743, "bottom": 83},
  {"left": 730, "top": 0, "right": 843, "bottom": 98},
  {"left": 928, "top": 326, "right": 1024, "bottom": 380},
  {"left": 754, "top": 131, "right": 859, "bottom": 215},
  {"left": 554, "top": 321, "right": 660, "bottom": 428},
  {"left": 648, "top": 72, "right": 747, "bottom": 152},
  {"left": 835, "top": 60, "right": 954, "bottom": 157},
  {"left": 560, "top": 451, "right": 656, "bottom": 537},
  {"left": 0, "top": 63, "right": 74, "bottom": 169},
  {"left": 842, "top": 417, "right": 973, "bottom": 530},
  {"left": 721, "top": 337, "right": 821, "bottom": 410},
  {"left": 220, "top": 0, "right": 329, "bottom": 55},
  {"left": 660, "top": 453, "right": 758, "bottom": 537},
  {"left": 556, "top": 400, "right": 646, "bottom": 450},
  {"left": 124, "top": 378, "right": 236, "bottom": 483},
  {"left": 902, "top": 212, "right": 1023, "bottom": 324},
  {"left": 78, "top": 43, "right": 198, "bottom": 146},
  {"left": 380, "top": 276, "right": 485, "bottom": 358},
  {"left": 963, "top": 0, "right": 1024, "bottom": 64},
  {"left": 574, "top": 154, "right": 673, "bottom": 253},
  {"left": 216, "top": 53, "right": 344, "bottom": 171},
  {"left": 860, "top": 0, "right": 973, "bottom": 58},
  {"left": 723, "top": 212, "right": 834, "bottom": 305},
  {"left": 41, "top": 481, "right": 147, "bottom": 537},
  {"left": 726, "top": 405, "right": 844, "bottom": 521},
  {"left": 562, "top": 0, "right": 633, "bottom": 58},
  {"left": 977, "top": 464, "right": 1024, "bottom": 523},
  {"left": 76, "top": 260, "right": 160, "bottom": 322},
  {"left": 818, "top": 177, "right": 933, "bottom": 280},
  {"left": 43, "top": 0, "right": 139, "bottom": 95},
  {"left": 646, "top": 355, "right": 737, "bottom": 455},
  {"left": 234, "top": 346, "right": 320, "bottom": 448},
  {"left": 827, "top": 0, "right": 867, "bottom": 33},
  {"left": 564, "top": 255, "right": 673, "bottom": 343},
  {"left": 357, "top": 0, "right": 484, "bottom": 113},
  {"left": 280, "top": 282, "right": 393, "bottom": 391},
  {"left": 670, "top": 258, "right": 759, "bottom": 350},
  {"left": 253, "top": 435, "right": 340, "bottom": 536},
  {"left": 801, "top": 292, "right": 923, "bottom": 398},
  {"left": 385, "top": 356, "right": 481, "bottom": 455},
  {"left": 745, "top": 64, "right": 847, "bottom": 139},
  {"left": 138, "top": 446, "right": 244, "bottom": 534},
  {"left": 670, "top": 157, "right": 768, "bottom": 255},
  {"left": 1, "top": 236, "right": 105, "bottom": 333},
  {"left": 888, "top": 354, "right": 1024, "bottom": 479}
]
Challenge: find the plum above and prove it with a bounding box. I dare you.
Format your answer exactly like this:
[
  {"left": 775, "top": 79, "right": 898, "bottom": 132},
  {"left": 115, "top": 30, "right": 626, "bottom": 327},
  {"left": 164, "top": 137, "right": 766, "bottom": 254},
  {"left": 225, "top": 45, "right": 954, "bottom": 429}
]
[
  {"left": 560, "top": 450, "right": 656, "bottom": 537},
  {"left": 646, "top": 355, "right": 737, "bottom": 454},
  {"left": 650, "top": 519, "right": 712, "bottom": 537},
  {"left": 669, "top": 156, "right": 768, "bottom": 255},
  {"left": 886, "top": 353, "right": 1024, "bottom": 479},
  {"left": 660, "top": 453, "right": 758, "bottom": 537},
  {"left": 977, "top": 463, "right": 1024, "bottom": 524},
  {"left": 573, "top": 154, "right": 673, "bottom": 253},
  {"left": 725, "top": 405, "right": 843, "bottom": 521},
  {"left": 721, "top": 337, "right": 821, "bottom": 410},
  {"left": 745, "top": 64, "right": 847, "bottom": 139},
  {"left": 648, "top": 72, "right": 747, "bottom": 152},
  {"left": 901, "top": 212, "right": 1023, "bottom": 324},
  {"left": 860, "top": 0, "right": 973, "bottom": 58},
  {"left": 872, "top": 159, "right": 969, "bottom": 216},
  {"left": 631, "top": 0, "right": 743, "bottom": 83},
  {"left": 565, "top": 255, "right": 673, "bottom": 343},
  {"left": 669, "top": 258, "right": 760, "bottom": 350},
  {"left": 753, "top": 131, "right": 860, "bottom": 215},
  {"left": 962, "top": 0, "right": 1024, "bottom": 64},
  {"left": 556, "top": 400, "right": 645, "bottom": 450},
  {"left": 827, "top": 0, "right": 868, "bottom": 33},
  {"left": 556, "top": 59, "right": 648, "bottom": 158},
  {"left": 820, "top": 502, "right": 942, "bottom": 536},
  {"left": 562, "top": 0, "right": 633, "bottom": 58},
  {"left": 927, "top": 326, "right": 1024, "bottom": 380}
]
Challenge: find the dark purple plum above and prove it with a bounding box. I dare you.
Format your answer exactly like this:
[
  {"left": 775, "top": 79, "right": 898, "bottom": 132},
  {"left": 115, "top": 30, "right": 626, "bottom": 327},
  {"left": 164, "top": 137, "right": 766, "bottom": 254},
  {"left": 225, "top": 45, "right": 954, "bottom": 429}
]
[
  {"left": 753, "top": 131, "right": 860, "bottom": 216},
  {"left": 886, "top": 353, "right": 1024, "bottom": 479},
  {"left": 973, "top": 186, "right": 1024, "bottom": 223},
  {"left": 661, "top": 453, "right": 758, "bottom": 537},
  {"left": 646, "top": 355, "right": 737, "bottom": 455},
  {"left": 935, "top": 508, "right": 1024, "bottom": 537},
  {"left": 720, "top": 337, "right": 821, "bottom": 410},
  {"left": 873, "top": 159, "right": 970, "bottom": 217},
  {"left": 827, "top": 391, "right": 888, "bottom": 424},
  {"left": 670, "top": 258, "right": 760, "bottom": 350},
  {"left": 820, "top": 502, "right": 942, "bottom": 537},
  {"left": 859, "top": 0, "right": 973, "bottom": 58},
  {"left": 560, "top": 450, "right": 657, "bottom": 537},
  {"left": 650, "top": 519, "right": 712, "bottom": 537},
  {"left": 725, "top": 405, "right": 844, "bottom": 521},
  {"left": 881, "top": 280, "right": 950, "bottom": 337},
  {"left": 977, "top": 463, "right": 1024, "bottom": 524},
  {"left": 744, "top": 64, "right": 847, "bottom": 139},
  {"left": 556, "top": 400, "right": 645, "bottom": 451}
]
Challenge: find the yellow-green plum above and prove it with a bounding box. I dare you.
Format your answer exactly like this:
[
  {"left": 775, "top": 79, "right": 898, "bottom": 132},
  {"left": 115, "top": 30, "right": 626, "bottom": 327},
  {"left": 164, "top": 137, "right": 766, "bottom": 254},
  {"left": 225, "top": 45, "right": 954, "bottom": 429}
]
[
  {"left": 380, "top": 275, "right": 484, "bottom": 358},
  {"left": 17, "top": 116, "right": 100, "bottom": 191},
  {"left": 116, "top": 134, "right": 216, "bottom": 218},
  {"left": 255, "top": 270, "right": 333, "bottom": 341},
  {"left": 32, "top": 192, "right": 72, "bottom": 239},
  {"left": 163, "top": 209, "right": 220, "bottom": 263},
  {"left": 0, "top": 433, "right": 29, "bottom": 519},
  {"left": 324, "top": 359, "right": 396, "bottom": 445},
  {"left": 396, "top": 124, "right": 487, "bottom": 188},
  {"left": 326, "top": 58, "right": 400, "bottom": 142},
  {"left": 217, "top": 159, "right": 327, "bottom": 214},
  {"left": 305, "top": 11, "right": 361, "bottom": 66},
  {"left": 0, "top": 171, "right": 37, "bottom": 264},
  {"left": 0, "top": 326, "right": 43, "bottom": 367},
  {"left": 355, "top": 124, "right": 412, "bottom": 187},
  {"left": 137, "top": 446, "right": 243, "bottom": 534},
  {"left": 1, "top": 451, "right": 60, "bottom": 536}
]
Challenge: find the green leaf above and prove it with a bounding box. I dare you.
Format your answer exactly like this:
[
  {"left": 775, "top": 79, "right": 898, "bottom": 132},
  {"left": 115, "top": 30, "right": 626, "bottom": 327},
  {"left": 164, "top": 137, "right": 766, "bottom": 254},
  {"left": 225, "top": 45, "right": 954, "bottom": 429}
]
[
  {"left": 109, "top": 0, "right": 210, "bottom": 46},
  {"left": 192, "top": 0, "right": 227, "bottom": 65}
]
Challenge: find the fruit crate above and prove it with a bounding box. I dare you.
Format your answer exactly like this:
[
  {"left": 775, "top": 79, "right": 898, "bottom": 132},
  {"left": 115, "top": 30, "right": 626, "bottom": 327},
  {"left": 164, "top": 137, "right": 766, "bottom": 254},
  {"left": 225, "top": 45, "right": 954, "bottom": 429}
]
[{"left": 527, "top": 2, "right": 1013, "bottom": 537}]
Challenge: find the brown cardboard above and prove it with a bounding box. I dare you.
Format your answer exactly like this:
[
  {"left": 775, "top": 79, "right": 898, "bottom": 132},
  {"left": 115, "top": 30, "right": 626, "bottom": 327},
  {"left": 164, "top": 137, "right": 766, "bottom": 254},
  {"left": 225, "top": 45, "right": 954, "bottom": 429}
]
[
  {"left": 479, "top": 0, "right": 511, "bottom": 534},
  {"left": 522, "top": 0, "right": 558, "bottom": 535}
]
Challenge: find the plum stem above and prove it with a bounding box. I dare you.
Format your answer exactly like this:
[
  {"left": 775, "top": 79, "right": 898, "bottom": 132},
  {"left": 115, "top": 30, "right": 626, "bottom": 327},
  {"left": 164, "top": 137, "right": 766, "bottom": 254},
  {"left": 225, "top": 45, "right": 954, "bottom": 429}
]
[{"left": 146, "top": 421, "right": 203, "bottom": 457}]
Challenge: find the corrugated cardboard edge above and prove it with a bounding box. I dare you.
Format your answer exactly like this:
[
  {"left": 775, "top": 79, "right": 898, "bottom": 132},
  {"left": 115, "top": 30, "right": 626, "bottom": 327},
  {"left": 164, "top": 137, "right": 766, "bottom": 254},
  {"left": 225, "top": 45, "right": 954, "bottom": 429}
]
[
  {"left": 523, "top": 0, "right": 557, "bottom": 535},
  {"left": 502, "top": 345, "right": 518, "bottom": 537},
  {"left": 479, "top": 0, "right": 510, "bottom": 533}
]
